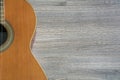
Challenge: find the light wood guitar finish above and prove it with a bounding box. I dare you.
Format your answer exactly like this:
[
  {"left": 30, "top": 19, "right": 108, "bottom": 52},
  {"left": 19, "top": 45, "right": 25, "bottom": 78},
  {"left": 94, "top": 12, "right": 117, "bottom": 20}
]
[{"left": 0, "top": 0, "right": 47, "bottom": 80}]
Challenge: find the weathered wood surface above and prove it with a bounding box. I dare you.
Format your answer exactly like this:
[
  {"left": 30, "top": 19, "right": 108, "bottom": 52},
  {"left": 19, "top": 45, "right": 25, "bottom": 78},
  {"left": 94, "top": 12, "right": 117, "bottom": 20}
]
[{"left": 28, "top": 0, "right": 120, "bottom": 80}]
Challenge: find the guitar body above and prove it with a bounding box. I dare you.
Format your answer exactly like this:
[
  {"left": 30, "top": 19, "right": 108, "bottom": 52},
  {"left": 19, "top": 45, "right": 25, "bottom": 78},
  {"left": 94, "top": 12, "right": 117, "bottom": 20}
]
[{"left": 0, "top": 0, "right": 47, "bottom": 80}]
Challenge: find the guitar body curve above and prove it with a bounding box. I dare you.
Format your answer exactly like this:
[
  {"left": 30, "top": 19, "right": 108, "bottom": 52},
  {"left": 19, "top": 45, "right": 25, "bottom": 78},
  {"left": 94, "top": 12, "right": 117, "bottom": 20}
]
[{"left": 0, "top": 0, "right": 47, "bottom": 80}]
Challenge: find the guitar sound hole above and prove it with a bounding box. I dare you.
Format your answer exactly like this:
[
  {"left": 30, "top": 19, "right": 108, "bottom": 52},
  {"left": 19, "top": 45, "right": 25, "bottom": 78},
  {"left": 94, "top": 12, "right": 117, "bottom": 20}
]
[{"left": 0, "top": 24, "right": 8, "bottom": 46}]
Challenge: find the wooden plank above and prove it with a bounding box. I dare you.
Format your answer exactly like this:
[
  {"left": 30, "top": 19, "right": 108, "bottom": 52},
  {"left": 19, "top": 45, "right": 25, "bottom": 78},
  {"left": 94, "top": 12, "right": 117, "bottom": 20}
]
[
  {"left": 33, "top": 5, "right": 120, "bottom": 23},
  {"left": 35, "top": 10, "right": 120, "bottom": 23},
  {"left": 67, "top": 0, "right": 120, "bottom": 6},
  {"left": 33, "top": 5, "right": 120, "bottom": 11},
  {"left": 28, "top": 0, "right": 67, "bottom": 6}
]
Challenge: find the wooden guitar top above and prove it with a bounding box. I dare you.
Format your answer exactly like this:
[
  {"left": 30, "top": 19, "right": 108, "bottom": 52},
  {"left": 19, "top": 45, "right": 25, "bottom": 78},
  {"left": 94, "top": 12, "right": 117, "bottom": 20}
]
[{"left": 0, "top": 0, "right": 47, "bottom": 80}]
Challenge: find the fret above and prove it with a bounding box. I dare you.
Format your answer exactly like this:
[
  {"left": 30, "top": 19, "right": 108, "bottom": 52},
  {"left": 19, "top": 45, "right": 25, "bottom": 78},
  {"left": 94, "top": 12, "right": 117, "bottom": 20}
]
[
  {"left": 0, "top": 19, "right": 4, "bottom": 21},
  {"left": 0, "top": 15, "right": 4, "bottom": 17},
  {"left": 0, "top": 10, "right": 4, "bottom": 12},
  {"left": 0, "top": 1, "right": 3, "bottom": 5}
]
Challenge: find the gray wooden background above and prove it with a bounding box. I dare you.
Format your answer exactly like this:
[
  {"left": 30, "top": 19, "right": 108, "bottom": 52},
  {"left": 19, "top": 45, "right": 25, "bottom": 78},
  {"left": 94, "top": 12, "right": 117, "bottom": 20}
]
[{"left": 28, "top": 0, "right": 120, "bottom": 80}]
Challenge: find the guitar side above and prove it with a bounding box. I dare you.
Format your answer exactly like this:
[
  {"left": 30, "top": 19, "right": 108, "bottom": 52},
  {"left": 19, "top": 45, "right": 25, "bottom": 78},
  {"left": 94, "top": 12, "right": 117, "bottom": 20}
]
[{"left": 0, "top": 0, "right": 47, "bottom": 80}]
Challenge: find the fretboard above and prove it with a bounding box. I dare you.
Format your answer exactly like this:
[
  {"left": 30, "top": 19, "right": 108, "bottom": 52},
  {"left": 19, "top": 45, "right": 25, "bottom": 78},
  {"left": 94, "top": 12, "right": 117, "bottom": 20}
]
[{"left": 0, "top": 0, "right": 5, "bottom": 23}]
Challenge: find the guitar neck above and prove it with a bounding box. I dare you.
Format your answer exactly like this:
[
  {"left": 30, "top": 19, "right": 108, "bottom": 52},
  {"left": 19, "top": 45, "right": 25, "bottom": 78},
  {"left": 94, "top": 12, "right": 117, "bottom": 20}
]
[{"left": 0, "top": 0, "right": 5, "bottom": 23}]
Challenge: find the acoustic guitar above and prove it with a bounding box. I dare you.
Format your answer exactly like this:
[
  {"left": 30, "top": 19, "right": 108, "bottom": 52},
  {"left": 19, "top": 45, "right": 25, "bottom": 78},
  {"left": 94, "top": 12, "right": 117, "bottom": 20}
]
[{"left": 0, "top": 0, "right": 47, "bottom": 80}]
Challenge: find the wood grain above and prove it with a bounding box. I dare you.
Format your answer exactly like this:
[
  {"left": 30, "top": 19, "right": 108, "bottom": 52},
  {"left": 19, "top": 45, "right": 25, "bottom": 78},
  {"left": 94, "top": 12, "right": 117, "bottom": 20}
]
[{"left": 28, "top": 0, "right": 120, "bottom": 80}]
